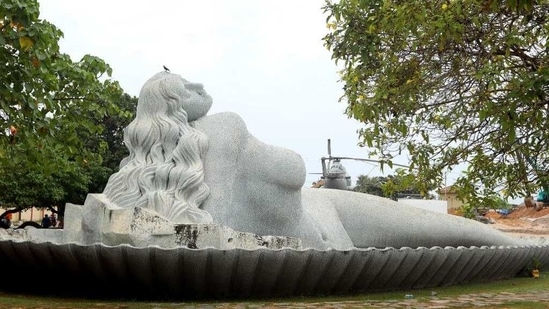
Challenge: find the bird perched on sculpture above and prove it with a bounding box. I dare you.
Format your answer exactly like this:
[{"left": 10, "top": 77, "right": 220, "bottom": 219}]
[{"left": 163, "top": 65, "right": 170, "bottom": 72}]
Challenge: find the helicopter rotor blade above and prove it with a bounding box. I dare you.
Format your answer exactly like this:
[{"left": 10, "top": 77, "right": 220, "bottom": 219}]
[{"left": 330, "top": 156, "right": 412, "bottom": 169}]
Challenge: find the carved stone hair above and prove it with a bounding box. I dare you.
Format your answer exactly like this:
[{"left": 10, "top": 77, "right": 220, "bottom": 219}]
[{"left": 103, "top": 72, "right": 212, "bottom": 223}]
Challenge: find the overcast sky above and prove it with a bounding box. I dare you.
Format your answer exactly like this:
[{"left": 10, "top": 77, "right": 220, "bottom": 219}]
[{"left": 38, "top": 0, "right": 461, "bottom": 189}]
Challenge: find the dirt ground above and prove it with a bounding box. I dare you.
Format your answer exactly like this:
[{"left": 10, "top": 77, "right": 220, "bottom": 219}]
[{"left": 451, "top": 206, "right": 549, "bottom": 236}]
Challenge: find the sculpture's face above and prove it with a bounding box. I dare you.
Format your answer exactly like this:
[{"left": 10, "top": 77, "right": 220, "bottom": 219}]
[{"left": 181, "top": 80, "right": 213, "bottom": 121}]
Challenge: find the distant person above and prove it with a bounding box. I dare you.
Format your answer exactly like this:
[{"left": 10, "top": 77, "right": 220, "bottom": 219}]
[
  {"left": 1, "top": 212, "right": 12, "bottom": 228},
  {"left": 58, "top": 214, "right": 64, "bottom": 228},
  {"left": 41, "top": 214, "right": 52, "bottom": 228},
  {"left": 50, "top": 213, "right": 57, "bottom": 228},
  {"left": 537, "top": 187, "right": 549, "bottom": 205}
]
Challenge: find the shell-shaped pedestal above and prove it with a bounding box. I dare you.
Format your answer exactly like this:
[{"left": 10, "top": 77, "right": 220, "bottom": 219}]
[{"left": 0, "top": 240, "right": 547, "bottom": 299}]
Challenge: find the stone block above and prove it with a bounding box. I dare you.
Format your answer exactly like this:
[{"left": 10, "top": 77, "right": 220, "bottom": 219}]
[
  {"left": 174, "top": 224, "right": 302, "bottom": 249},
  {"left": 62, "top": 202, "right": 83, "bottom": 243},
  {"left": 75, "top": 194, "right": 301, "bottom": 249}
]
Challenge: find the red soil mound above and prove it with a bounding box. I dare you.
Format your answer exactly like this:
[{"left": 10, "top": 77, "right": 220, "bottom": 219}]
[{"left": 505, "top": 206, "right": 549, "bottom": 219}]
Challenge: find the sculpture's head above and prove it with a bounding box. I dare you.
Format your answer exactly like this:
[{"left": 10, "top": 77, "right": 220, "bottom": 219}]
[
  {"left": 140, "top": 72, "right": 213, "bottom": 121},
  {"left": 103, "top": 71, "right": 212, "bottom": 224}
]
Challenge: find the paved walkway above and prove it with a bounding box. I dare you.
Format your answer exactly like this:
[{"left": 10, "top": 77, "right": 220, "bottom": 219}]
[{"left": 177, "top": 291, "right": 549, "bottom": 308}]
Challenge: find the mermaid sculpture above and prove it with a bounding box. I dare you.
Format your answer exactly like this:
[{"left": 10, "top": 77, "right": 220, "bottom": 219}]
[
  {"left": 96, "top": 71, "right": 526, "bottom": 250},
  {"left": 2, "top": 71, "right": 546, "bottom": 301}
]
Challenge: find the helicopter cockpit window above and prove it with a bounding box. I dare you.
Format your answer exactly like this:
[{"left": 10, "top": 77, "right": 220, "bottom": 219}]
[{"left": 329, "top": 161, "right": 347, "bottom": 174}]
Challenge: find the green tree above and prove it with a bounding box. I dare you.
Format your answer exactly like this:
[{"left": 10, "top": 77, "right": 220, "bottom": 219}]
[
  {"left": 0, "top": 0, "right": 125, "bottom": 223},
  {"left": 0, "top": 92, "right": 135, "bottom": 223},
  {"left": 353, "top": 175, "right": 388, "bottom": 197},
  {"left": 381, "top": 168, "right": 435, "bottom": 199},
  {"left": 0, "top": 154, "right": 89, "bottom": 209},
  {"left": 0, "top": 146, "right": 90, "bottom": 227},
  {"left": 1, "top": 0, "right": 123, "bottom": 171},
  {"left": 84, "top": 93, "right": 136, "bottom": 193},
  {"left": 88, "top": 93, "right": 136, "bottom": 173},
  {"left": 323, "top": 0, "right": 548, "bottom": 206},
  {"left": 354, "top": 170, "right": 433, "bottom": 199}
]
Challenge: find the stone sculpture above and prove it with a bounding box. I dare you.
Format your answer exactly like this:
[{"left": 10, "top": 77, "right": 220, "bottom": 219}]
[
  {"left": 74, "top": 71, "right": 526, "bottom": 250},
  {"left": 1, "top": 71, "right": 548, "bottom": 299}
]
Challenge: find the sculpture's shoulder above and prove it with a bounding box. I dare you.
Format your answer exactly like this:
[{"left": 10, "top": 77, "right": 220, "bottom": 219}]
[
  {"left": 193, "top": 112, "right": 248, "bottom": 138},
  {"left": 214, "top": 111, "right": 245, "bottom": 123}
]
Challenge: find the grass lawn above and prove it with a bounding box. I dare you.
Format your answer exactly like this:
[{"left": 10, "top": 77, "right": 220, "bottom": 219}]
[{"left": 0, "top": 271, "right": 547, "bottom": 308}]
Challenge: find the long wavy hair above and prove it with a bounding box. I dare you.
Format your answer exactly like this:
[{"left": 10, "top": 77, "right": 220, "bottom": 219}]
[{"left": 103, "top": 72, "right": 212, "bottom": 223}]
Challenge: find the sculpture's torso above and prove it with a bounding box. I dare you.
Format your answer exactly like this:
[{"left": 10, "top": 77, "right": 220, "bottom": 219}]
[{"left": 193, "top": 112, "right": 307, "bottom": 237}]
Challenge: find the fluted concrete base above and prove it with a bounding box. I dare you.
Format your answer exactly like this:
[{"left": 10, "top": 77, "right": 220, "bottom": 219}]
[{"left": 0, "top": 240, "right": 547, "bottom": 299}]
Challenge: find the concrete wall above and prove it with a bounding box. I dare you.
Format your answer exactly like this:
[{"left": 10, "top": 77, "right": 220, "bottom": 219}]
[
  {"left": 439, "top": 192, "right": 464, "bottom": 210},
  {"left": 398, "top": 199, "right": 448, "bottom": 214}
]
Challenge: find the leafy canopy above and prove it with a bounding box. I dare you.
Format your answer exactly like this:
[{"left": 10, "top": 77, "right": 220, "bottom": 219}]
[
  {"left": 0, "top": 0, "right": 123, "bottom": 173},
  {"left": 323, "top": 0, "right": 549, "bottom": 205},
  {"left": 0, "top": 0, "right": 129, "bottom": 212},
  {"left": 0, "top": 92, "right": 136, "bottom": 212},
  {"left": 353, "top": 175, "right": 387, "bottom": 197},
  {"left": 353, "top": 169, "right": 435, "bottom": 199}
]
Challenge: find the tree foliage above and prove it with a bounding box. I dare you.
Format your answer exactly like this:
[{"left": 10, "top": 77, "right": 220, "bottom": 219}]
[
  {"left": 0, "top": 92, "right": 135, "bottom": 213},
  {"left": 0, "top": 0, "right": 130, "bottom": 217},
  {"left": 353, "top": 175, "right": 387, "bottom": 197},
  {"left": 353, "top": 170, "right": 434, "bottom": 199},
  {"left": 382, "top": 168, "right": 436, "bottom": 199},
  {"left": 323, "top": 0, "right": 549, "bottom": 205},
  {"left": 1, "top": 0, "right": 123, "bottom": 172},
  {"left": 84, "top": 93, "right": 137, "bottom": 194},
  {"left": 0, "top": 152, "right": 89, "bottom": 209},
  {"left": 87, "top": 93, "right": 136, "bottom": 173}
]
